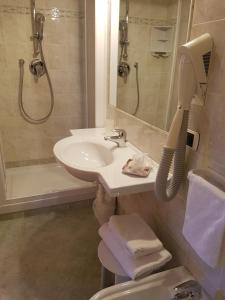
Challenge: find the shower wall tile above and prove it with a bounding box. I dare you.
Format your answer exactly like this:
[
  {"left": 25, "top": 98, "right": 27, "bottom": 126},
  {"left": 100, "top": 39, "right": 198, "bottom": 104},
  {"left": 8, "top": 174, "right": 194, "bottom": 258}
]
[
  {"left": 0, "top": 1, "right": 28, "bottom": 7},
  {"left": 124, "top": 0, "right": 169, "bottom": 20},
  {"left": 40, "top": 0, "right": 84, "bottom": 12},
  {"left": 0, "top": 1, "right": 85, "bottom": 164},
  {"left": 111, "top": 0, "right": 225, "bottom": 297}
]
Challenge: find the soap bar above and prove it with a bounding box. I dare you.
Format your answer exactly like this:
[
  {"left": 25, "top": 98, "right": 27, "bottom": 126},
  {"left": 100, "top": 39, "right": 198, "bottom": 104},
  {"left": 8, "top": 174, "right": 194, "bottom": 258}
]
[{"left": 214, "top": 291, "right": 225, "bottom": 300}]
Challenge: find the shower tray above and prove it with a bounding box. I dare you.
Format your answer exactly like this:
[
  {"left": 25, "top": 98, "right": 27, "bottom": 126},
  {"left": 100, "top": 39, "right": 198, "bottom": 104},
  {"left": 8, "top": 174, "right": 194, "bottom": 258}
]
[{"left": 0, "top": 163, "right": 96, "bottom": 214}]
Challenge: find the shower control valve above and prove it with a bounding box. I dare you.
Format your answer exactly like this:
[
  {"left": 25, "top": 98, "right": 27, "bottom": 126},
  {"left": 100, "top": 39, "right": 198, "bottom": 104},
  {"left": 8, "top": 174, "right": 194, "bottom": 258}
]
[
  {"left": 29, "top": 58, "right": 46, "bottom": 78},
  {"left": 118, "top": 62, "right": 130, "bottom": 82}
]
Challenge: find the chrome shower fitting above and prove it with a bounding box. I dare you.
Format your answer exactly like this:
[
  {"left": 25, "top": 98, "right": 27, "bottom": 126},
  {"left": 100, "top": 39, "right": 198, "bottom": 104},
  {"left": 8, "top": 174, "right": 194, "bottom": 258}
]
[
  {"left": 119, "top": 19, "right": 129, "bottom": 60},
  {"left": 30, "top": 0, "right": 45, "bottom": 55},
  {"left": 119, "top": 0, "right": 129, "bottom": 62},
  {"left": 31, "top": 12, "right": 45, "bottom": 56},
  {"left": 34, "top": 13, "right": 45, "bottom": 41},
  {"left": 132, "top": 62, "right": 140, "bottom": 116},
  {"left": 18, "top": 0, "right": 54, "bottom": 125},
  {"left": 30, "top": 0, "right": 38, "bottom": 56},
  {"left": 29, "top": 58, "right": 46, "bottom": 79},
  {"left": 118, "top": 62, "right": 130, "bottom": 83},
  {"left": 118, "top": 0, "right": 130, "bottom": 83}
]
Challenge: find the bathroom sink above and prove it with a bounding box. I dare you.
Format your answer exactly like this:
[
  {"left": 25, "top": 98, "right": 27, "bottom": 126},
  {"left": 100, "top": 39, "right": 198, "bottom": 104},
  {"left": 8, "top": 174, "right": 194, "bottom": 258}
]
[
  {"left": 90, "top": 266, "right": 210, "bottom": 300},
  {"left": 61, "top": 142, "right": 113, "bottom": 168},
  {"left": 54, "top": 138, "right": 115, "bottom": 181},
  {"left": 54, "top": 128, "right": 159, "bottom": 196}
]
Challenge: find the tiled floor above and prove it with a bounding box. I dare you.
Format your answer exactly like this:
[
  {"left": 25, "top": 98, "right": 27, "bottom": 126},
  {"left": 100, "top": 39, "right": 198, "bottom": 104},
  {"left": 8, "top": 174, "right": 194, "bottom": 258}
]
[{"left": 0, "top": 202, "right": 101, "bottom": 300}]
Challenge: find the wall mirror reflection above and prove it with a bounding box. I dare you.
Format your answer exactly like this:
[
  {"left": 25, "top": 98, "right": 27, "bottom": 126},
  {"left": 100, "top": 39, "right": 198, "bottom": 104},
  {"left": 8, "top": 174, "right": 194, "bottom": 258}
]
[{"left": 109, "top": 0, "right": 194, "bottom": 131}]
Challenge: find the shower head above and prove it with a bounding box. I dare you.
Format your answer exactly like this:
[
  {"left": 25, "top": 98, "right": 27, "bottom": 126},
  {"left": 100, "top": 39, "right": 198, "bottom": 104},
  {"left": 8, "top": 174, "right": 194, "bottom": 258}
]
[
  {"left": 35, "top": 13, "right": 45, "bottom": 40},
  {"left": 125, "top": 0, "right": 129, "bottom": 19},
  {"left": 36, "top": 12, "right": 45, "bottom": 24}
]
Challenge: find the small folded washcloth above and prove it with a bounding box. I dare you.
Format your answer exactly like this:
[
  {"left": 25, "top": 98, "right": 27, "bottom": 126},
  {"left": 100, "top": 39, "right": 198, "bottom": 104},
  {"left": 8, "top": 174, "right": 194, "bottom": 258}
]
[
  {"left": 99, "top": 223, "right": 172, "bottom": 280},
  {"left": 183, "top": 172, "right": 225, "bottom": 268},
  {"left": 122, "top": 153, "right": 152, "bottom": 177},
  {"left": 109, "top": 213, "right": 163, "bottom": 258}
]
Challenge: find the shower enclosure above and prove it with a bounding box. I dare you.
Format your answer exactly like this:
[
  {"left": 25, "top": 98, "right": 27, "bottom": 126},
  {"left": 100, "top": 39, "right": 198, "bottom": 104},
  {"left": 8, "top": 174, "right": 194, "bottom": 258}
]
[{"left": 0, "top": 1, "right": 96, "bottom": 213}]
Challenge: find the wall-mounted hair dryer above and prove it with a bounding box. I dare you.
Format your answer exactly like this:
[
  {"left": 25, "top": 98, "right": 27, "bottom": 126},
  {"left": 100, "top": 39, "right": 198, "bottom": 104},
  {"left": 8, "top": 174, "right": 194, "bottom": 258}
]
[{"left": 155, "top": 33, "right": 213, "bottom": 202}]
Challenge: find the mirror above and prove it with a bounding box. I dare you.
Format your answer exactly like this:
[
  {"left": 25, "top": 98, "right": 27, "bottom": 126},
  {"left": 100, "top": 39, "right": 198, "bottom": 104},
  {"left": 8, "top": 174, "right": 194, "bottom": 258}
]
[{"left": 109, "top": 0, "right": 194, "bottom": 131}]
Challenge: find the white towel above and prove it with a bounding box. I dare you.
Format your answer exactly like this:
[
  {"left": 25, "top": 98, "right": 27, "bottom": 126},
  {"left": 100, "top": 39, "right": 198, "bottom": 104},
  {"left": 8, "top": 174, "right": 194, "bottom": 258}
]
[
  {"left": 109, "top": 213, "right": 163, "bottom": 258},
  {"left": 183, "top": 172, "right": 225, "bottom": 268},
  {"left": 99, "top": 223, "right": 172, "bottom": 279}
]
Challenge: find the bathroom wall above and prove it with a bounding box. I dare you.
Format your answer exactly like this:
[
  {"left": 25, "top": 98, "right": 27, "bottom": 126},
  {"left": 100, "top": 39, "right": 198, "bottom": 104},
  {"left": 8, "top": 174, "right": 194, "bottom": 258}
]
[
  {"left": 0, "top": 0, "right": 85, "bottom": 165},
  {"left": 110, "top": 0, "right": 225, "bottom": 296},
  {"left": 117, "top": 0, "right": 177, "bottom": 130}
]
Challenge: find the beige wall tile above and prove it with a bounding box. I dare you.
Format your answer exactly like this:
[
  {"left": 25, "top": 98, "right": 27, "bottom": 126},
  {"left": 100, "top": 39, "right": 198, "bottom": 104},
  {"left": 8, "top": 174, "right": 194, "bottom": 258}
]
[{"left": 193, "top": 0, "right": 225, "bottom": 24}]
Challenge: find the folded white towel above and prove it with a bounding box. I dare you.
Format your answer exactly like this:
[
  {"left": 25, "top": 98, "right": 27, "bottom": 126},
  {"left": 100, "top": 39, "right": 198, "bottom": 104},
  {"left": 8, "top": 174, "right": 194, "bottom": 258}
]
[
  {"left": 99, "top": 223, "right": 172, "bottom": 279},
  {"left": 109, "top": 213, "right": 163, "bottom": 258},
  {"left": 183, "top": 172, "right": 225, "bottom": 268}
]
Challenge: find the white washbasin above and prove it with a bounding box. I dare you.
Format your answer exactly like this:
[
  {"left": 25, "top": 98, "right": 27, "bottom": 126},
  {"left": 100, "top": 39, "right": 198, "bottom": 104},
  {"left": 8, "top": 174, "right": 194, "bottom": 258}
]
[
  {"left": 62, "top": 142, "right": 113, "bottom": 169},
  {"left": 54, "top": 135, "right": 117, "bottom": 182},
  {"left": 90, "top": 266, "right": 209, "bottom": 300},
  {"left": 54, "top": 128, "right": 159, "bottom": 197}
]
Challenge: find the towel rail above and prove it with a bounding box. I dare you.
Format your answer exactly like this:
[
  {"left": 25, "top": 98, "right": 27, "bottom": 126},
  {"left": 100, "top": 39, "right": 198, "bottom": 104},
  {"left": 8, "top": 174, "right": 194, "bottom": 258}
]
[{"left": 190, "top": 169, "right": 225, "bottom": 193}]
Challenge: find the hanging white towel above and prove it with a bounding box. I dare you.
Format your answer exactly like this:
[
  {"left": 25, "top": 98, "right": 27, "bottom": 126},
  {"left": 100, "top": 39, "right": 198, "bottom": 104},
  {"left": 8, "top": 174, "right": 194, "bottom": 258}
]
[
  {"left": 183, "top": 172, "right": 225, "bottom": 268},
  {"left": 109, "top": 213, "right": 163, "bottom": 258},
  {"left": 99, "top": 223, "right": 172, "bottom": 280}
]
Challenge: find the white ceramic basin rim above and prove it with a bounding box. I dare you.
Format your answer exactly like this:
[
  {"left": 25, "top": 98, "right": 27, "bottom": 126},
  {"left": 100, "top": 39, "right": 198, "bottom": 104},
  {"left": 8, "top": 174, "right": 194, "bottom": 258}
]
[{"left": 62, "top": 142, "right": 113, "bottom": 169}]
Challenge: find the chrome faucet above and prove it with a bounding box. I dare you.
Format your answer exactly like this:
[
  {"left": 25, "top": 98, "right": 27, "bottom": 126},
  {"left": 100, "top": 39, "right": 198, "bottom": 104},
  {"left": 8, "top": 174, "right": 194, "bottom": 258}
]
[
  {"left": 104, "top": 129, "right": 127, "bottom": 147},
  {"left": 171, "top": 280, "right": 202, "bottom": 300}
]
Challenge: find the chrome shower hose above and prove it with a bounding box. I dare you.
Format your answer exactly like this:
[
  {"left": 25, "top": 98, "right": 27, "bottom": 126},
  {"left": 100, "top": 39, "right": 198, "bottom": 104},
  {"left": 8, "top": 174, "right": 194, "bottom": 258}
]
[
  {"left": 18, "top": 39, "right": 54, "bottom": 124},
  {"left": 132, "top": 62, "right": 140, "bottom": 116}
]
